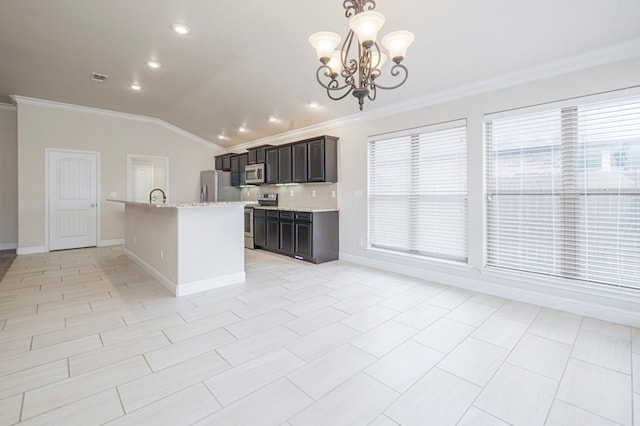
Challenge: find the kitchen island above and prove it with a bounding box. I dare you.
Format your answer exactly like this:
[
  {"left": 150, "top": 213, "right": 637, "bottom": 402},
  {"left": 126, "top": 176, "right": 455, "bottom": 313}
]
[{"left": 114, "top": 200, "right": 246, "bottom": 296}]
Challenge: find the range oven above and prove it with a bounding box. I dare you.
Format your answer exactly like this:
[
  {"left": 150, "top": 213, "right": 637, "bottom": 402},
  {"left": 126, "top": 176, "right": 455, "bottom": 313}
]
[{"left": 244, "top": 206, "right": 254, "bottom": 249}]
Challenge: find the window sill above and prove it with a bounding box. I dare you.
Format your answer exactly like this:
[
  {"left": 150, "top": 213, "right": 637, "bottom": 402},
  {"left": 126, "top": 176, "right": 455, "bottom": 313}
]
[{"left": 365, "top": 246, "right": 472, "bottom": 273}]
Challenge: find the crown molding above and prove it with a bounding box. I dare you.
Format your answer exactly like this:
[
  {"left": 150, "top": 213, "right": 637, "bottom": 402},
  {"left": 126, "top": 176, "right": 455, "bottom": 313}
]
[
  {"left": 233, "top": 37, "right": 640, "bottom": 152},
  {"left": 0, "top": 102, "right": 16, "bottom": 111},
  {"left": 9, "top": 95, "right": 225, "bottom": 153}
]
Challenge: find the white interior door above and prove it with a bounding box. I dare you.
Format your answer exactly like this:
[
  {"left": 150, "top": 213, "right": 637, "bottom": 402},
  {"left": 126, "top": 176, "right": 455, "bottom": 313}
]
[
  {"left": 49, "top": 151, "right": 98, "bottom": 250},
  {"left": 132, "top": 162, "right": 154, "bottom": 202}
]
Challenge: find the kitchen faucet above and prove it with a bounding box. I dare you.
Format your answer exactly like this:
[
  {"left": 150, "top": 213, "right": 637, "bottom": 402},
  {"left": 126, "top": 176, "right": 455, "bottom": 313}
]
[{"left": 149, "top": 188, "right": 166, "bottom": 204}]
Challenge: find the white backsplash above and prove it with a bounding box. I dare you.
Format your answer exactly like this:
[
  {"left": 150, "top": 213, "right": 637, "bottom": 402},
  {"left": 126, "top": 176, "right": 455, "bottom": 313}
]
[{"left": 241, "top": 183, "right": 338, "bottom": 209}]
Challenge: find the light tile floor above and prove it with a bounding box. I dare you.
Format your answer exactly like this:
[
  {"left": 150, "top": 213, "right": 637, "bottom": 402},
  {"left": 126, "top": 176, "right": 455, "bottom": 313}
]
[{"left": 0, "top": 246, "right": 638, "bottom": 425}]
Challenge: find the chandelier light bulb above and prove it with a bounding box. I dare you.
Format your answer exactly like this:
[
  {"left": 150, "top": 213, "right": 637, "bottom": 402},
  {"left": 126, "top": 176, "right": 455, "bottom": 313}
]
[
  {"left": 309, "top": 32, "right": 342, "bottom": 62},
  {"left": 326, "top": 51, "right": 342, "bottom": 76},
  {"left": 348, "top": 11, "right": 386, "bottom": 47},
  {"left": 370, "top": 51, "right": 387, "bottom": 71},
  {"left": 382, "top": 31, "right": 415, "bottom": 62}
]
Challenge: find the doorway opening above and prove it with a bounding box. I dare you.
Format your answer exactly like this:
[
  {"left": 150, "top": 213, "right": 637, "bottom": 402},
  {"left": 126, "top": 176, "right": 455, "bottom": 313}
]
[{"left": 127, "top": 155, "right": 169, "bottom": 203}]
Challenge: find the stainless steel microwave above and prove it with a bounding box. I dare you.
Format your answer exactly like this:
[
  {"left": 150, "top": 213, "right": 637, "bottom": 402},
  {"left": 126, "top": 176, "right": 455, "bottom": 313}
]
[{"left": 245, "top": 163, "right": 265, "bottom": 184}]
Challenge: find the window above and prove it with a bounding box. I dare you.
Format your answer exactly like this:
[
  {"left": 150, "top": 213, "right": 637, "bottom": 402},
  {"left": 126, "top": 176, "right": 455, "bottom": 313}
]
[
  {"left": 486, "top": 95, "right": 640, "bottom": 289},
  {"left": 368, "top": 120, "right": 468, "bottom": 262}
]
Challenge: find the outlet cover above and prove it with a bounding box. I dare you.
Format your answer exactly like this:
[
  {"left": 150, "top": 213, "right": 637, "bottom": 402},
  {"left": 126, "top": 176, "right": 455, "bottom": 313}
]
[{"left": 312, "top": 190, "right": 316, "bottom": 198}]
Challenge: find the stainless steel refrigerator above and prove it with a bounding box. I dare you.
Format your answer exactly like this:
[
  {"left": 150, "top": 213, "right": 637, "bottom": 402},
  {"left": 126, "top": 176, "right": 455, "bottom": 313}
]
[{"left": 200, "top": 170, "right": 241, "bottom": 202}]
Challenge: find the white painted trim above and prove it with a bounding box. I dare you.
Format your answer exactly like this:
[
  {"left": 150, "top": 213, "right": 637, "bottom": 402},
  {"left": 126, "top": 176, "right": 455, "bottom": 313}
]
[
  {"left": 99, "top": 239, "right": 124, "bottom": 247},
  {"left": 17, "top": 246, "right": 47, "bottom": 255},
  {"left": 124, "top": 247, "right": 245, "bottom": 297},
  {"left": 233, "top": 38, "right": 640, "bottom": 152},
  {"left": 0, "top": 102, "right": 16, "bottom": 111},
  {"left": 173, "top": 272, "right": 246, "bottom": 297},
  {"left": 10, "top": 95, "right": 225, "bottom": 153},
  {"left": 45, "top": 148, "right": 101, "bottom": 251},
  {"left": 125, "top": 247, "right": 177, "bottom": 295},
  {"left": 0, "top": 243, "right": 17, "bottom": 250},
  {"left": 339, "top": 252, "right": 640, "bottom": 327}
]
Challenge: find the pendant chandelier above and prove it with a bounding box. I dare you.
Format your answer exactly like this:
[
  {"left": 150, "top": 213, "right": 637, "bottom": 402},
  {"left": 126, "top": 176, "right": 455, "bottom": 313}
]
[{"left": 309, "top": 0, "right": 415, "bottom": 111}]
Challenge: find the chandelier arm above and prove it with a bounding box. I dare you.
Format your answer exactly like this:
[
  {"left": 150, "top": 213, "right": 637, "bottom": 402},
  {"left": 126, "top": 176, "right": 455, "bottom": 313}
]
[
  {"left": 372, "top": 64, "right": 409, "bottom": 90},
  {"left": 316, "top": 66, "right": 354, "bottom": 93},
  {"left": 327, "top": 85, "right": 355, "bottom": 101},
  {"left": 368, "top": 84, "right": 377, "bottom": 101},
  {"left": 343, "top": 0, "right": 376, "bottom": 18}
]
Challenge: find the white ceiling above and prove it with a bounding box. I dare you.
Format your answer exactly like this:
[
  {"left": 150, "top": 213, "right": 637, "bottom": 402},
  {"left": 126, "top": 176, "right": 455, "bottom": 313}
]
[{"left": 1, "top": 0, "right": 639, "bottom": 148}]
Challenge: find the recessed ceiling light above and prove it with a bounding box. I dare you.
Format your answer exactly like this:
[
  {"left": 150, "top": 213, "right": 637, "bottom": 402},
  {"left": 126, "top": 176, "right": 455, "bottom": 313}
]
[
  {"left": 268, "top": 116, "right": 278, "bottom": 123},
  {"left": 308, "top": 101, "right": 320, "bottom": 108},
  {"left": 130, "top": 83, "right": 142, "bottom": 91},
  {"left": 238, "top": 126, "right": 247, "bottom": 133},
  {"left": 146, "top": 60, "right": 161, "bottom": 69},
  {"left": 171, "top": 23, "right": 191, "bottom": 35},
  {"left": 218, "top": 135, "right": 226, "bottom": 140}
]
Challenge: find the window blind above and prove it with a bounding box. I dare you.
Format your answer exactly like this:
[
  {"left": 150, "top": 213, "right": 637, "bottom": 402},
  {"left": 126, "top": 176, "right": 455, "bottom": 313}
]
[
  {"left": 369, "top": 121, "right": 468, "bottom": 262},
  {"left": 486, "top": 96, "right": 640, "bottom": 289}
]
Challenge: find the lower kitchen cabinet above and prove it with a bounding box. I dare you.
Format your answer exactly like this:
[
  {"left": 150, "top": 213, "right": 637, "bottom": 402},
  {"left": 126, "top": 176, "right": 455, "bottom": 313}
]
[
  {"left": 253, "top": 208, "right": 338, "bottom": 264},
  {"left": 253, "top": 209, "right": 266, "bottom": 247},
  {"left": 265, "top": 210, "right": 279, "bottom": 250}
]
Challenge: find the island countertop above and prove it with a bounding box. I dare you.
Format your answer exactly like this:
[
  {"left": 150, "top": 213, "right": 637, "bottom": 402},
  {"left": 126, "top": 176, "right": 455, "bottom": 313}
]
[{"left": 107, "top": 199, "right": 256, "bottom": 209}]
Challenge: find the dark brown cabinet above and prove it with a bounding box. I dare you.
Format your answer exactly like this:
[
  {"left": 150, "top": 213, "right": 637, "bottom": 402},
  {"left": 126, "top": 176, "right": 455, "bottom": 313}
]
[
  {"left": 214, "top": 155, "right": 224, "bottom": 171},
  {"left": 253, "top": 208, "right": 338, "bottom": 264},
  {"left": 278, "top": 145, "right": 292, "bottom": 183},
  {"left": 230, "top": 156, "right": 239, "bottom": 186},
  {"left": 265, "top": 210, "right": 279, "bottom": 250},
  {"left": 279, "top": 211, "right": 294, "bottom": 253},
  {"left": 222, "top": 154, "right": 232, "bottom": 171},
  {"left": 265, "top": 148, "right": 278, "bottom": 184},
  {"left": 307, "top": 137, "right": 338, "bottom": 182},
  {"left": 292, "top": 143, "right": 308, "bottom": 183},
  {"left": 253, "top": 209, "right": 266, "bottom": 247},
  {"left": 238, "top": 153, "right": 248, "bottom": 186}
]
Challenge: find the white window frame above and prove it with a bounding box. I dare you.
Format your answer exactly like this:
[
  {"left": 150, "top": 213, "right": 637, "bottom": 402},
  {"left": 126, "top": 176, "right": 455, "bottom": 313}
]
[{"left": 367, "top": 119, "right": 468, "bottom": 263}]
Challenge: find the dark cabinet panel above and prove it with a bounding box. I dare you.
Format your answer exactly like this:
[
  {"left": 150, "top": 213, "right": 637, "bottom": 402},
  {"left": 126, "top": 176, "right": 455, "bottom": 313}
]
[
  {"left": 294, "top": 222, "right": 313, "bottom": 259},
  {"left": 292, "top": 143, "right": 308, "bottom": 183},
  {"left": 214, "top": 155, "right": 224, "bottom": 171},
  {"left": 238, "top": 153, "right": 248, "bottom": 186},
  {"left": 265, "top": 148, "right": 278, "bottom": 184},
  {"left": 266, "top": 211, "right": 279, "bottom": 250},
  {"left": 278, "top": 145, "right": 292, "bottom": 183},
  {"left": 256, "top": 147, "right": 268, "bottom": 164},
  {"left": 222, "top": 154, "right": 232, "bottom": 171},
  {"left": 307, "top": 139, "right": 325, "bottom": 182},
  {"left": 230, "top": 155, "right": 240, "bottom": 187},
  {"left": 254, "top": 215, "right": 266, "bottom": 247},
  {"left": 247, "top": 149, "right": 257, "bottom": 165},
  {"left": 279, "top": 219, "right": 294, "bottom": 253}
]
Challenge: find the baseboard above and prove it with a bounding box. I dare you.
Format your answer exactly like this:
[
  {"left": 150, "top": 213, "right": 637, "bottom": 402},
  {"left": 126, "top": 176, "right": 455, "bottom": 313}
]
[
  {"left": 339, "top": 252, "right": 640, "bottom": 327},
  {"left": 0, "top": 242, "right": 18, "bottom": 250},
  {"left": 124, "top": 247, "right": 245, "bottom": 297},
  {"left": 124, "top": 247, "right": 177, "bottom": 296},
  {"left": 175, "top": 272, "right": 246, "bottom": 297},
  {"left": 99, "top": 239, "right": 124, "bottom": 247},
  {"left": 16, "top": 245, "right": 47, "bottom": 255}
]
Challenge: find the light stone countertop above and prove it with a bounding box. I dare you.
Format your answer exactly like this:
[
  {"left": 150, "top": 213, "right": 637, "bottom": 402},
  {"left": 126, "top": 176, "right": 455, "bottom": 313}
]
[
  {"left": 107, "top": 199, "right": 252, "bottom": 209},
  {"left": 252, "top": 206, "right": 339, "bottom": 212}
]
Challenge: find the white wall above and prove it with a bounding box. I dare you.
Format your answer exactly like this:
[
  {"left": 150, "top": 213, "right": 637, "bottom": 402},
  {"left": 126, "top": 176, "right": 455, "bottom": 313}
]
[
  {"left": 242, "top": 57, "right": 640, "bottom": 325},
  {"left": 15, "top": 99, "right": 224, "bottom": 252},
  {"left": 0, "top": 104, "right": 18, "bottom": 249}
]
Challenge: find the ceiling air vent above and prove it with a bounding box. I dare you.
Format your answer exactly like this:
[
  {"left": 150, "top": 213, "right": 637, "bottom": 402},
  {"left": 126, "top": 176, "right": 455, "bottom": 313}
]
[{"left": 91, "top": 72, "right": 108, "bottom": 82}]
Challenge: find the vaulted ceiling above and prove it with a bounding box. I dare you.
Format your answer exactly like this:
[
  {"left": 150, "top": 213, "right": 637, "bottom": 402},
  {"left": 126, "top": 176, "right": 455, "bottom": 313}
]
[{"left": 1, "top": 0, "right": 639, "bottom": 148}]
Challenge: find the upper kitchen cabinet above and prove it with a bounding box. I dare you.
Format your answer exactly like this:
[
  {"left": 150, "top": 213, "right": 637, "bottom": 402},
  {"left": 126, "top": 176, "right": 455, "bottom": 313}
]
[
  {"left": 238, "top": 153, "right": 248, "bottom": 186},
  {"left": 278, "top": 145, "right": 292, "bottom": 183},
  {"left": 307, "top": 136, "right": 338, "bottom": 182},
  {"left": 265, "top": 148, "right": 278, "bottom": 184},
  {"left": 215, "top": 154, "right": 232, "bottom": 171},
  {"left": 230, "top": 155, "right": 240, "bottom": 186},
  {"left": 292, "top": 142, "right": 308, "bottom": 183},
  {"left": 247, "top": 145, "right": 272, "bottom": 165}
]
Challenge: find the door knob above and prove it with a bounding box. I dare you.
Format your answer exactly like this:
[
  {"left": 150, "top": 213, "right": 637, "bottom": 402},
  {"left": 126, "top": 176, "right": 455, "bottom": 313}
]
[{"left": 90, "top": 203, "right": 97, "bottom": 208}]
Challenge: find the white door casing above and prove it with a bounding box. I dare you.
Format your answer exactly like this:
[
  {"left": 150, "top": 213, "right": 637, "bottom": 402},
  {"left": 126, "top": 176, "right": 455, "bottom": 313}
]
[{"left": 49, "top": 151, "right": 98, "bottom": 250}]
